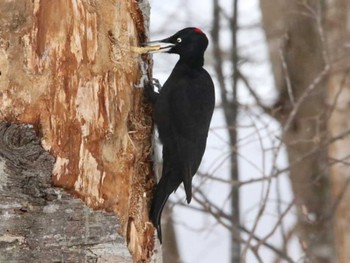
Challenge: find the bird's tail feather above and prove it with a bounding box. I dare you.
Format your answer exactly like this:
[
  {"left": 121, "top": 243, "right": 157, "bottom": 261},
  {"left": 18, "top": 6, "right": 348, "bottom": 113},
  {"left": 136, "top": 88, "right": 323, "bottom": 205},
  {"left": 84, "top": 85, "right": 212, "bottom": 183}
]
[
  {"left": 184, "top": 165, "right": 192, "bottom": 204},
  {"left": 150, "top": 178, "right": 171, "bottom": 243}
]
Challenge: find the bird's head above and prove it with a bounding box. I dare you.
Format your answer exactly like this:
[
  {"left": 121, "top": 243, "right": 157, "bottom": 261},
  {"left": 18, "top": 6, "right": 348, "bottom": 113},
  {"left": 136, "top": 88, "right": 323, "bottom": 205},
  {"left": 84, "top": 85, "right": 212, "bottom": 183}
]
[{"left": 144, "top": 27, "right": 209, "bottom": 60}]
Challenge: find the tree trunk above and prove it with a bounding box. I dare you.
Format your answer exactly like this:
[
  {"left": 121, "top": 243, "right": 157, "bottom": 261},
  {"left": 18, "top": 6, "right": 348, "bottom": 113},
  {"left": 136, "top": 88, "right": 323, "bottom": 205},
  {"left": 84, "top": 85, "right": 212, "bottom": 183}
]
[
  {"left": 260, "top": 0, "right": 335, "bottom": 262},
  {"left": 326, "top": 1, "right": 350, "bottom": 262},
  {"left": 161, "top": 206, "right": 181, "bottom": 263},
  {"left": 211, "top": 1, "right": 241, "bottom": 261},
  {"left": 0, "top": 122, "right": 132, "bottom": 263},
  {"left": 0, "top": 0, "right": 156, "bottom": 262}
]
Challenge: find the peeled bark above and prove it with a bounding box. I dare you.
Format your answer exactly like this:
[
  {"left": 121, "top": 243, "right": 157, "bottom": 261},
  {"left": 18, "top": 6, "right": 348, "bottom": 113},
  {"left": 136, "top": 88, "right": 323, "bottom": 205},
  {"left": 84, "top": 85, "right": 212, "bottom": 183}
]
[
  {"left": 0, "top": 0, "right": 156, "bottom": 262},
  {"left": 0, "top": 122, "right": 132, "bottom": 263}
]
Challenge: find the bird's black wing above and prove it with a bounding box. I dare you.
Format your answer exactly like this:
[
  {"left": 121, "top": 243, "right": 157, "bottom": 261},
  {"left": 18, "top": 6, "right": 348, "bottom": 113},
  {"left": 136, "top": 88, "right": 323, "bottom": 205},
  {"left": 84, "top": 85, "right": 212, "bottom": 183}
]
[
  {"left": 151, "top": 68, "right": 214, "bottom": 242},
  {"left": 167, "top": 68, "right": 215, "bottom": 203}
]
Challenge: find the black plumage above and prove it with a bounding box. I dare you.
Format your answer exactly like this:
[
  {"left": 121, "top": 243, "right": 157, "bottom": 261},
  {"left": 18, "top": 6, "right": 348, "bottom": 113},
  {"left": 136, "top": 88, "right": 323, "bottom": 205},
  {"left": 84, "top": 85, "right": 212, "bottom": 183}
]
[{"left": 144, "top": 28, "right": 215, "bottom": 242}]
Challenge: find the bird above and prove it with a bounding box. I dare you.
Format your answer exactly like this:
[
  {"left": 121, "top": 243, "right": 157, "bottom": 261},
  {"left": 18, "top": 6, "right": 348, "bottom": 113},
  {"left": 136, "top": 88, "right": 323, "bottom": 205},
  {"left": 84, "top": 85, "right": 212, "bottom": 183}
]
[{"left": 143, "top": 27, "right": 215, "bottom": 242}]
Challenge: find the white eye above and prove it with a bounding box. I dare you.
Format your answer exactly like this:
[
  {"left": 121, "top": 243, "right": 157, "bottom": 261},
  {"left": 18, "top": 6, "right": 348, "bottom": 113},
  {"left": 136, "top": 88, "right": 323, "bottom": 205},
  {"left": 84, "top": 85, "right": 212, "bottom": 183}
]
[{"left": 177, "top": 37, "right": 182, "bottom": 43}]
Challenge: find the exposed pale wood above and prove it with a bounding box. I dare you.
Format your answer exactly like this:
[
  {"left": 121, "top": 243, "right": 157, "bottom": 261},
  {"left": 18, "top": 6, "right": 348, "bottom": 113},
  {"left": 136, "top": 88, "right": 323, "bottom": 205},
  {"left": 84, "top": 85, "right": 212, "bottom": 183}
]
[{"left": 131, "top": 45, "right": 161, "bottom": 54}]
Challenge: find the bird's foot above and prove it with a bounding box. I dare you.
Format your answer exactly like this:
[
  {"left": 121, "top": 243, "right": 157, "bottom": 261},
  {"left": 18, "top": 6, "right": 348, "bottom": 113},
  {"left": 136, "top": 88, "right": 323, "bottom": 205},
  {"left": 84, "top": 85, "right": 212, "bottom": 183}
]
[
  {"left": 151, "top": 78, "right": 162, "bottom": 92},
  {"left": 143, "top": 79, "right": 159, "bottom": 104}
]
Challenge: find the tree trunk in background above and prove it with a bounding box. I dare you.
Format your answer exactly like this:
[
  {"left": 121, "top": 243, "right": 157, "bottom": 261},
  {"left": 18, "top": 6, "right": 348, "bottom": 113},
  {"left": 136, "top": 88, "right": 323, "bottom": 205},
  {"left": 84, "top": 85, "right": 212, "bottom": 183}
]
[
  {"left": 0, "top": 1, "right": 157, "bottom": 262},
  {"left": 211, "top": 1, "right": 240, "bottom": 262},
  {"left": 162, "top": 206, "right": 181, "bottom": 263},
  {"left": 326, "top": 1, "right": 350, "bottom": 262},
  {"left": 260, "top": 0, "right": 336, "bottom": 262}
]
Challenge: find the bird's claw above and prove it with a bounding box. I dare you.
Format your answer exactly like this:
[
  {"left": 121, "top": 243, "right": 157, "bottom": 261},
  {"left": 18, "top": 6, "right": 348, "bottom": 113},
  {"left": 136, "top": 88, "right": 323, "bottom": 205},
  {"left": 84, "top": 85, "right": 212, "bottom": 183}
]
[
  {"left": 143, "top": 79, "right": 159, "bottom": 104},
  {"left": 152, "top": 78, "right": 162, "bottom": 92}
]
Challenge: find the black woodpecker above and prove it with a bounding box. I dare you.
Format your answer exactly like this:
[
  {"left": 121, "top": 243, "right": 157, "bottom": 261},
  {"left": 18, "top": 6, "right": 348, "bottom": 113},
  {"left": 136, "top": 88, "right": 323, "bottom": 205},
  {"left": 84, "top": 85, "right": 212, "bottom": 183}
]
[{"left": 144, "top": 27, "right": 215, "bottom": 242}]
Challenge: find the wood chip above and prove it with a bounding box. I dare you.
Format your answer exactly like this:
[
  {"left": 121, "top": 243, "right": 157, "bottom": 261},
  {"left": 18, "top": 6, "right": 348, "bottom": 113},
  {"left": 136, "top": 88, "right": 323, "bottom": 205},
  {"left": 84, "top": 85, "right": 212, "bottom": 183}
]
[{"left": 130, "top": 45, "right": 161, "bottom": 54}]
